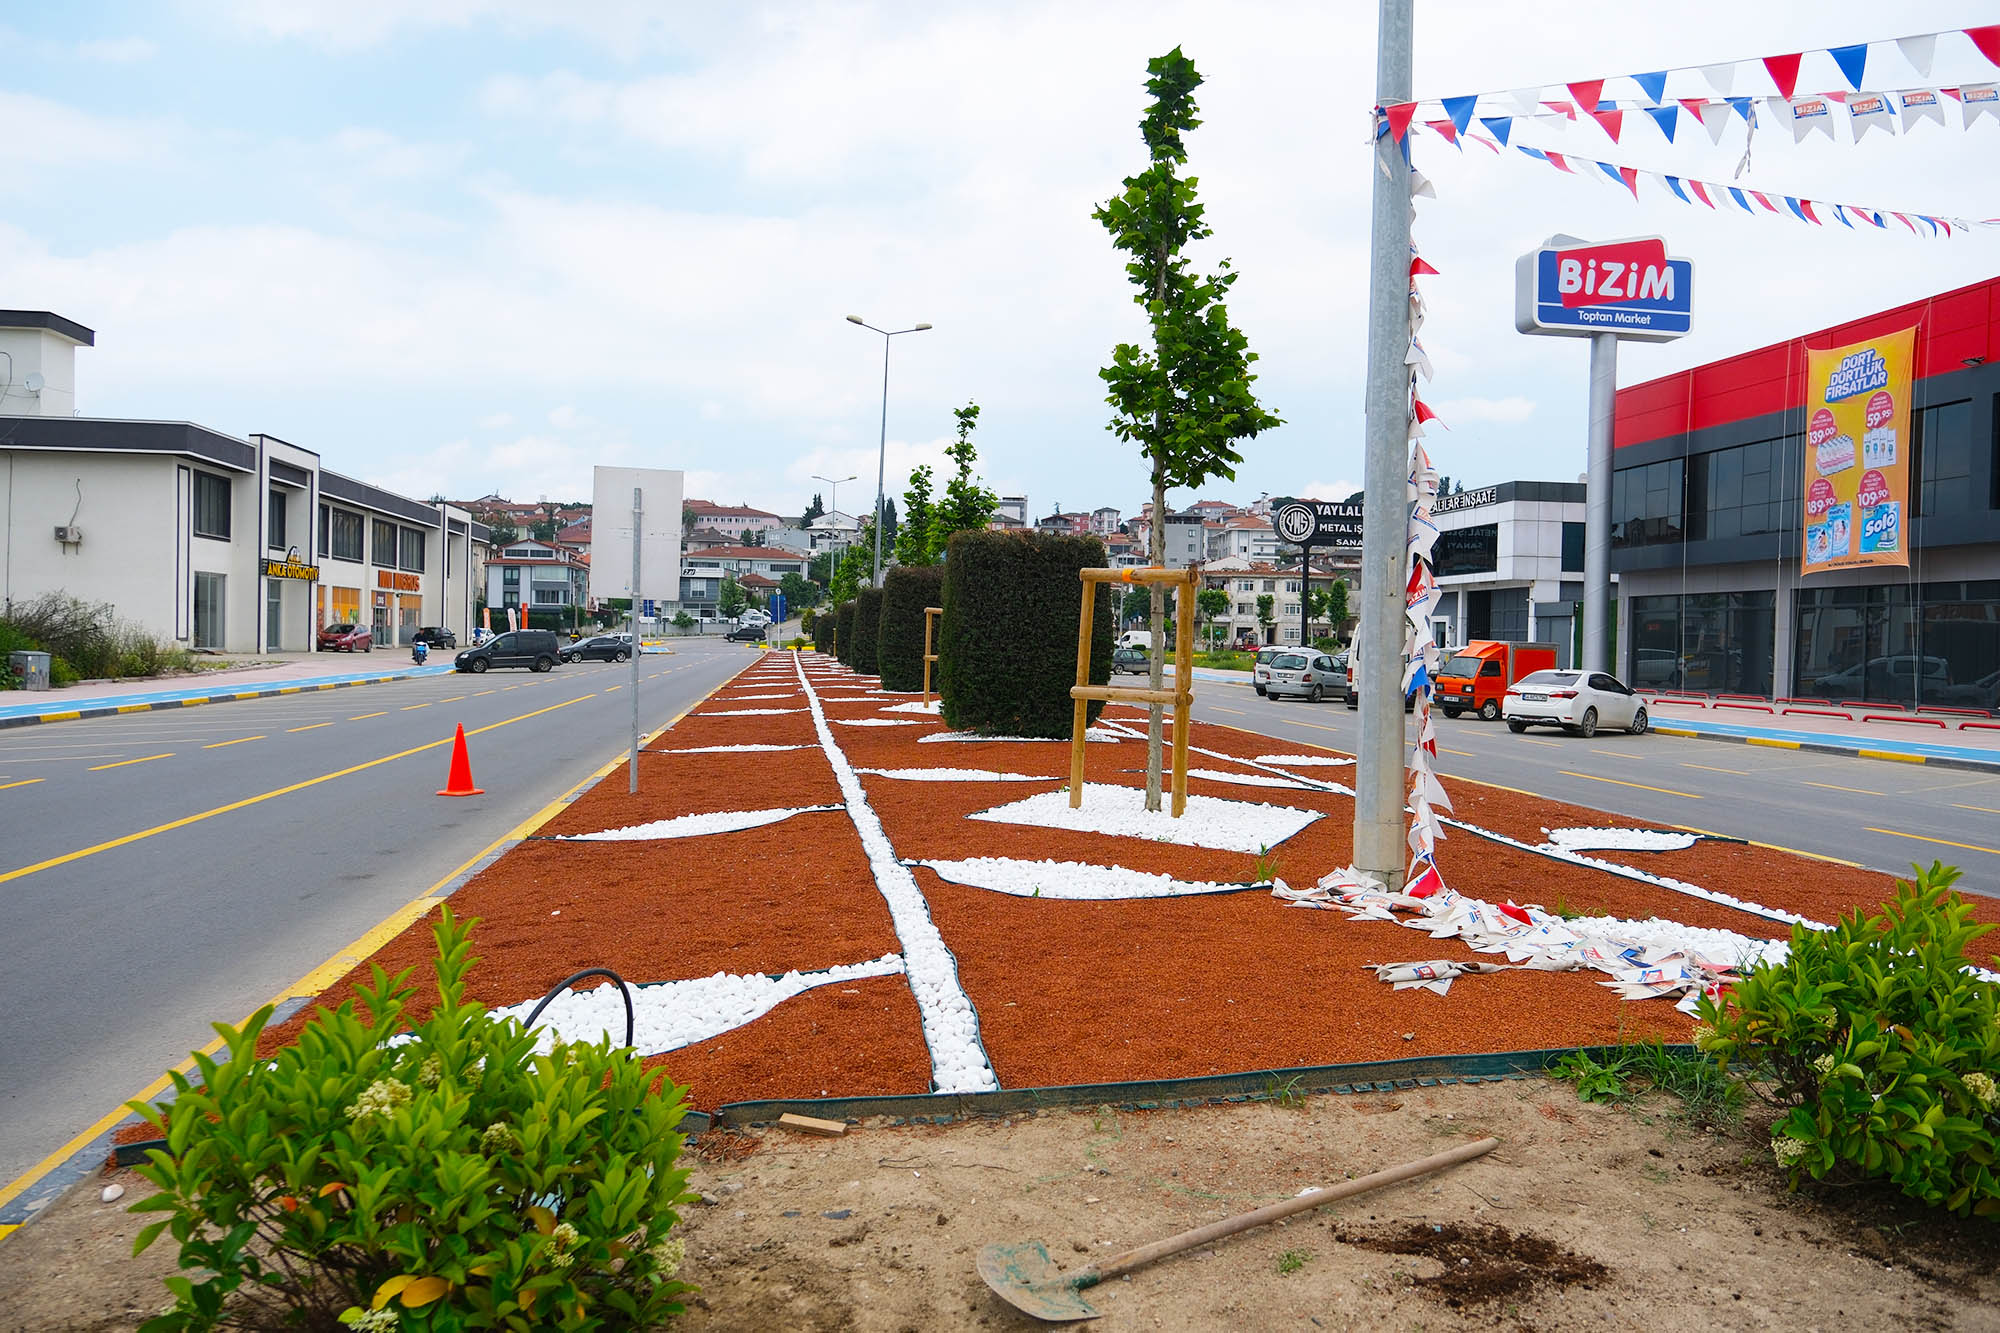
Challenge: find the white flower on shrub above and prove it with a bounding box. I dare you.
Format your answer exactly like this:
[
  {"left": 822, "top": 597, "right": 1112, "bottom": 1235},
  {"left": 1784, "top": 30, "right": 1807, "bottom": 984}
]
[
  {"left": 1689, "top": 1023, "right": 1719, "bottom": 1052},
  {"left": 648, "top": 1236, "right": 687, "bottom": 1282},
  {"left": 417, "top": 1056, "right": 441, "bottom": 1088},
  {"left": 1771, "top": 1134, "right": 1811, "bottom": 1168},
  {"left": 340, "top": 1309, "right": 400, "bottom": 1332},
  {"left": 345, "top": 1079, "right": 411, "bottom": 1124},
  {"left": 479, "top": 1123, "right": 519, "bottom": 1153},
  {"left": 1966, "top": 1071, "right": 1998, "bottom": 1113},
  {"left": 1811, "top": 1053, "right": 1836, "bottom": 1082}
]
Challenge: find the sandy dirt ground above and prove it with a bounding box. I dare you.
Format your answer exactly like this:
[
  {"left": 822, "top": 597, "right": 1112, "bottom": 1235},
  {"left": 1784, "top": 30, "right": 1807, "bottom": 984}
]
[{"left": 8, "top": 1078, "right": 1996, "bottom": 1332}]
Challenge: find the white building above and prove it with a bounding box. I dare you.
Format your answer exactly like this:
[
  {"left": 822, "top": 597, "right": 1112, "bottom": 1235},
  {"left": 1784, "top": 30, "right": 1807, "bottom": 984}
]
[
  {"left": 805, "top": 510, "right": 863, "bottom": 553},
  {"left": 1159, "top": 512, "right": 1207, "bottom": 567},
  {"left": 683, "top": 544, "right": 808, "bottom": 581},
  {"left": 997, "top": 495, "right": 1028, "bottom": 525},
  {"left": 482, "top": 539, "right": 589, "bottom": 625},
  {"left": 1090, "top": 505, "right": 1121, "bottom": 535},
  {"left": 0, "top": 311, "right": 488, "bottom": 652},
  {"left": 1207, "top": 514, "right": 1279, "bottom": 562},
  {"left": 686, "top": 501, "right": 786, "bottom": 543},
  {"left": 1429, "top": 481, "right": 1588, "bottom": 660}
]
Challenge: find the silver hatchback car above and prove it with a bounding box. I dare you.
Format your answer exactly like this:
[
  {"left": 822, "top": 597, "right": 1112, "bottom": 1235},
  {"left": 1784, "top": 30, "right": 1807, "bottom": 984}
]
[{"left": 1264, "top": 650, "right": 1347, "bottom": 703}]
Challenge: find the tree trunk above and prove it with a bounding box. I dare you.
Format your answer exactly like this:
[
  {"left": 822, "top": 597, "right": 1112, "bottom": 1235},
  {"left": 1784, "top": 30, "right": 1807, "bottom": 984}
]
[{"left": 1146, "top": 465, "right": 1167, "bottom": 813}]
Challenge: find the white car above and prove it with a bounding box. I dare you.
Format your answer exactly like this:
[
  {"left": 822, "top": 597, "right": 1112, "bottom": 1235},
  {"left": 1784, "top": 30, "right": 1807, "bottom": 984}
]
[
  {"left": 1503, "top": 669, "right": 1648, "bottom": 738},
  {"left": 1251, "top": 646, "right": 1285, "bottom": 696}
]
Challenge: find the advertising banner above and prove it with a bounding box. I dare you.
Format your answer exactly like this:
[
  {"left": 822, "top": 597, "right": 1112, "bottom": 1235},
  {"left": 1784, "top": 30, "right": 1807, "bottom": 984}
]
[{"left": 1801, "top": 327, "right": 1915, "bottom": 575}]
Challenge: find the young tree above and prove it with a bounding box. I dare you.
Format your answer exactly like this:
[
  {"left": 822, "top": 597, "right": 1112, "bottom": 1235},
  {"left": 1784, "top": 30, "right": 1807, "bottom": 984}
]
[
  {"left": 897, "top": 465, "right": 937, "bottom": 566},
  {"left": 1095, "top": 48, "right": 1281, "bottom": 810},
  {"left": 1256, "top": 593, "right": 1275, "bottom": 637},
  {"left": 779, "top": 570, "right": 820, "bottom": 611},
  {"left": 801, "top": 493, "right": 825, "bottom": 528},
  {"left": 671, "top": 610, "right": 694, "bottom": 633},
  {"left": 881, "top": 496, "right": 899, "bottom": 560},
  {"left": 808, "top": 549, "right": 835, "bottom": 587},
  {"left": 1196, "top": 586, "right": 1229, "bottom": 651},
  {"left": 927, "top": 401, "right": 999, "bottom": 557},
  {"left": 1325, "top": 578, "right": 1350, "bottom": 639},
  {"left": 740, "top": 528, "right": 757, "bottom": 547},
  {"left": 718, "top": 574, "right": 748, "bottom": 618},
  {"left": 1121, "top": 585, "right": 1152, "bottom": 628},
  {"left": 830, "top": 524, "right": 874, "bottom": 604}
]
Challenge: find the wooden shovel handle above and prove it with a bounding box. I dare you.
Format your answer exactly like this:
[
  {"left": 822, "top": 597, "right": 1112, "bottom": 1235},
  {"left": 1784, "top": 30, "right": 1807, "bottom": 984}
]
[{"left": 1081, "top": 1136, "right": 1499, "bottom": 1288}]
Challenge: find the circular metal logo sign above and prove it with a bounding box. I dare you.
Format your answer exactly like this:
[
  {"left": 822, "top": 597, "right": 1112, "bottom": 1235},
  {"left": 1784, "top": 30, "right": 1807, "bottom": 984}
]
[{"left": 1274, "top": 502, "right": 1317, "bottom": 546}]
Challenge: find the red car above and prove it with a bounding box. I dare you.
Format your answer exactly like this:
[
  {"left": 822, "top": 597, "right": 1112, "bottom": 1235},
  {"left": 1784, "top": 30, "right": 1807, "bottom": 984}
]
[{"left": 318, "top": 622, "right": 373, "bottom": 652}]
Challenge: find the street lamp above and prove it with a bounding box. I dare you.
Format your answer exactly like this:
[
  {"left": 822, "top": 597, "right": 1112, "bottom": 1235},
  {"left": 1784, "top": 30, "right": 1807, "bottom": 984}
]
[
  {"left": 846, "top": 315, "right": 933, "bottom": 586},
  {"left": 811, "top": 472, "right": 857, "bottom": 573}
]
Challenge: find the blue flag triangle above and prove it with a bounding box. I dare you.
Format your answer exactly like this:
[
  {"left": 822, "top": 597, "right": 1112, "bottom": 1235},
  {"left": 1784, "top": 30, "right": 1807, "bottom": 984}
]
[
  {"left": 1784, "top": 196, "right": 1810, "bottom": 223},
  {"left": 1596, "top": 160, "right": 1624, "bottom": 186},
  {"left": 1726, "top": 96, "right": 1754, "bottom": 123},
  {"left": 1832, "top": 203, "right": 1854, "bottom": 229},
  {"left": 1829, "top": 43, "right": 1868, "bottom": 90},
  {"left": 1479, "top": 115, "right": 1512, "bottom": 146},
  {"left": 1727, "top": 186, "right": 1754, "bottom": 213},
  {"left": 1644, "top": 105, "right": 1679, "bottom": 140},
  {"left": 1517, "top": 145, "right": 1549, "bottom": 163},
  {"left": 1442, "top": 94, "right": 1479, "bottom": 136},
  {"left": 1632, "top": 70, "right": 1668, "bottom": 104},
  {"left": 1664, "top": 174, "right": 1693, "bottom": 204}
]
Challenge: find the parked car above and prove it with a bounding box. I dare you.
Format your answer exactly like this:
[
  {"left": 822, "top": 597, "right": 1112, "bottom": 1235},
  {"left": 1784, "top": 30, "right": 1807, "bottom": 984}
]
[
  {"left": 1503, "top": 669, "right": 1648, "bottom": 738},
  {"left": 1813, "top": 654, "right": 1951, "bottom": 703},
  {"left": 1264, "top": 650, "right": 1347, "bottom": 703},
  {"left": 411, "top": 626, "right": 457, "bottom": 648},
  {"left": 1111, "top": 646, "right": 1149, "bottom": 675},
  {"left": 725, "top": 622, "right": 768, "bottom": 642},
  {"left": 317, "top": 623, "right": 372, "bottom": 652},
  {"left": 1436, "top": 640, "right": 1558, "bottom": 721},
  {"left": 561, "top": 633, "right": 635, "bottom": 663},
  {"left": 1941, "top": 667, "right": 2000, "bottom": 711},
  {"left": 1251, "top": 646, "right": 1286, "bottom": 696},
  {"left": 1118, "top": 630, "right": 1154, "bottom": 652},
  {"left": 1233, "top": 631, "right": 1260, "bottom": 651},
  {"left": 453, "top": 629, "right": 561, "bottom": 673},
  {"left": 739, "top": 609, "right": 772, "bottom": 626}
]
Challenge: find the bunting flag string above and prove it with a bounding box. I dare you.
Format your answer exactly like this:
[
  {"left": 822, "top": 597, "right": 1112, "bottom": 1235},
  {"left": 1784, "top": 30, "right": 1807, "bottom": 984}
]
[{"left": 1454, "top": 131, "right": 2000, "bottom": 237}]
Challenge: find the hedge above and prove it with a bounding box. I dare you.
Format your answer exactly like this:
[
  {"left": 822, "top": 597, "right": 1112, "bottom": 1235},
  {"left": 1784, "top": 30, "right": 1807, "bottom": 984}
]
[
  {"left": 877, "top": 565, "right": 947, "bottom": 693},
  {"left": 850, "top": 586, "right": 884, "bottom": 676},
  {"left": 937, "top": 530, "right": 1112, "bottom": 738},
  {"left": 834, "top": 601, "right": 857, "bottom": 666},
  {"left": 813, "top": 606, "right": 834, "bottom": 654}
]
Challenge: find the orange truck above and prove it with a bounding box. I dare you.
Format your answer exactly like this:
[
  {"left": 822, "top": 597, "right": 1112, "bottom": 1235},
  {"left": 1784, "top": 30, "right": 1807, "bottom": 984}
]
[{"left": 1435, "top": 640, "right": 1558, "bottom": 720}]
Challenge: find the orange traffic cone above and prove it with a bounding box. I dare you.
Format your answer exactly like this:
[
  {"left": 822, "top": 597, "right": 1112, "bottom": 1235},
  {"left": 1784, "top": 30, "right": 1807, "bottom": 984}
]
[{"left": 437, "top": 723, "right": 485, "bottom": 796}]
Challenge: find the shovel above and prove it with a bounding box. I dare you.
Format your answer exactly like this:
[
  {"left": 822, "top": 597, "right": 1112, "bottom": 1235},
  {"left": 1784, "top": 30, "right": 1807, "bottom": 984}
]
[{"left": 977, "top": 1135, "right": 1499, "bottom": 1322}]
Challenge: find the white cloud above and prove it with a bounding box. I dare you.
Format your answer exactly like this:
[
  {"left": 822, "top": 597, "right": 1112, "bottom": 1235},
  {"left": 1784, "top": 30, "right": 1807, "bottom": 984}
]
[
  {"left": 0, "top": 92, "right": 168, "bottom": 164},
  {"left": 76, "top": 36, "right": 157, "bottom": 62},
  {"left": 1297, "top": 480, "right": 1363, "bottom": 503},
  {"left": 1434, "top": 396, "right": 1536, "bottom": 424},
  {"left": 477, "top": 412, "right": 514, "bottom": 429}
]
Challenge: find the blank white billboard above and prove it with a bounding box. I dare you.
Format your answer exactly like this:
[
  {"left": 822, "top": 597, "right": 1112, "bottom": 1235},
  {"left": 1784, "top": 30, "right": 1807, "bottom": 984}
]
[{"left": 589, "top": 466, "right": 684, "bottom": 605}]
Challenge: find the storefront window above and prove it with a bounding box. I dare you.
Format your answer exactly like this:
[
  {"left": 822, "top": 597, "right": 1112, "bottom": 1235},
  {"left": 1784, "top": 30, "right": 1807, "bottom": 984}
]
[
  {"left": 1914, "top": 400, "right": 1974, "bottom": 516},
  {"left": 1610, "top": 459, "right": 1685, "bottom": 548},
  {"left": 1629, "top": 592, "right": 1775, "bottom": 695},
  {"left": 1435, "top": 524, "right": 1498, "bottom": 577},
  {"left": 1795, "top": 582, "right": 1998, "bottom": 707}
]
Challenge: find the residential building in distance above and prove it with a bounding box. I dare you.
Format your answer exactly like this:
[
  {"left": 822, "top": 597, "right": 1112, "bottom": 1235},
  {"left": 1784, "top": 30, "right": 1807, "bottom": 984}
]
[
  {"left": 805, "top": 510, "right": 863, "bottom": 552},
  {"left": 1159, "top": 512, "right": 1207, "bottom": 567},
  {"left": 483, "top": 538, "right": 589, "bottom": 624},
  {"left": 1202, "top": 554, "right": 1360, "bottom": 647},
  {"left": 997, "top": 495, "right": 1028, "bottom": 525},
  {"left": 683, "top": 544, "right": 808, "bottom": 582},
  {"left": 0, "top": 310, "right": 489, "bottom": 652},
  {"left": 1208, "top": 513, "right": 1278, "bottom": 562},
  {"left": 686, "top": 499, "right": 786, "bottom": 544},
  {"left": 1090, "top": 505, "right": 1121, "bottom": 534}
]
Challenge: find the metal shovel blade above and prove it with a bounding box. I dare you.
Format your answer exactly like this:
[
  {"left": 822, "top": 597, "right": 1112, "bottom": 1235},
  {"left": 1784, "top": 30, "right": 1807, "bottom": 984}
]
[{"left": 976, "top": 1240, "right": 1104, "bottom": 1322}]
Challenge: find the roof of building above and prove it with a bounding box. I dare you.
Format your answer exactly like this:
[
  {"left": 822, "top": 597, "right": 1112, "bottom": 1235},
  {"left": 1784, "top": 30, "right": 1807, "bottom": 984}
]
[
  {"left": 739, "top": 571, "right": 779, "bottom": 588},
  {"left": 686, "top": 501, "right": 783, "bottom": 520},
  {"left": 0, "top": 310, "right": 95, "bottom": 345},
  {"left": 684, "top": 544, "right": 808, "bottom": 561}
]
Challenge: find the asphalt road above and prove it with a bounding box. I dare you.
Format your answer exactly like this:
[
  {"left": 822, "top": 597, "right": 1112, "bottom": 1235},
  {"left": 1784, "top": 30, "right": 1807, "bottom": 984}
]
[
  {"left": 1189, "top": 678, "right": 2000, "bottom": 895},
  {"left": 0, "top": 638, "right": 755, "bottom": 1186}
]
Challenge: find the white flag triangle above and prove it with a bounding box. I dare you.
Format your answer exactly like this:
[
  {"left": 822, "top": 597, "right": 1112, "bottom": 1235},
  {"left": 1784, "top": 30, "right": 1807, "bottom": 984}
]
[
  {"left": 1701, "top": 62, "right": 1736, "bottom": 96},
  {"left": 1790, "top": 95, "right": 1836, "bottom": 142},
  {"left": 1963, "top": 84, "right": 2000, "bottom": 127},
  {"left": 1899, "top": 87, "right": 1947, "bottom": 130},
  {"left": 1696, "top": 100, "right": 1733, "bottom": 143},
  {"left": 1896, "top": 33, "right": 1936, "bottom": 78},
  {"left": 1507, "top": 87, "right": 1543, "bottom": 115},
  {"left": 1846, "top": 91, "right": 1897, "bottom": 140}
]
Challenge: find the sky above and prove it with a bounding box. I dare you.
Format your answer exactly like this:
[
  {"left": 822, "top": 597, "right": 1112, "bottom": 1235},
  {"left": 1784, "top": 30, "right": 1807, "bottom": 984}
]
[{"left": 3, "top": 1, "right": 1996, "bottom": 523}]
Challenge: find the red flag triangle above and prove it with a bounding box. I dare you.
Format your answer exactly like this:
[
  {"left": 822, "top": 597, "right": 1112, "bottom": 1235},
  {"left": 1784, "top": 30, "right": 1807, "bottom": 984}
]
[
  {"left": 1892, "top": 211, "right": 1918, "bottom": 234},
  {"left": 1413, "top": 398, "right": 1439, "bottom": 424},
  {"left": 1749, "top": 189, "right": 1780, "bottom": 213},
  {"left": 1424, "top": 118, "right": 1459, "bottom": 144},
  {"left": 1384, "top": 102, "right": 1419, "bottom": 141},
  {"left": 1688, "top": 179, "right": 1716, "bottom": 208},
  {"left": 1618, "top": 166, "right": 1640, "bottom": 197},
  {"left": 1410, "top": 255, "right": 1440, "bottom": 276},
  {"left": 1545, "top": 151, "right": 1574, "bottom": 173},
  {"left": 1543, "top": 99, "right": 1577, "bottom": 120},
  {"left": 1799, "top": 199, "right": 1822, "bottom": 225},
  {"left": 1968, "top": 24, "right": 2000, "bottom": 69},
  {"left": 1589, "top": 107, "right": 1624, "bottom": 141},
  {"left": 1762, "top": 52, "right": 1803, "bottom": 99},
  {"left": 1677, "top": 97, "right": 1708, "bottom": 116},
  {"left": 1567, "top": 79, "right": 1604, "bottom": 113}
]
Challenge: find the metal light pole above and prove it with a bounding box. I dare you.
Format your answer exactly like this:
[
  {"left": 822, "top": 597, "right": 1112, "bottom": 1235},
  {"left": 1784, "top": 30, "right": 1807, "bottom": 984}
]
[
  {"left": 846, "top": 316, "right": 932, "bottom": 586},
  {"left": 1581, "top": 331, "right": 1616, "bottom": 673},
  {"left": 1353, "top": 0, "right": 1415, "bottom": 891},
  {"left": 811, "top": 471, "right": 856, "bottom": 582}
]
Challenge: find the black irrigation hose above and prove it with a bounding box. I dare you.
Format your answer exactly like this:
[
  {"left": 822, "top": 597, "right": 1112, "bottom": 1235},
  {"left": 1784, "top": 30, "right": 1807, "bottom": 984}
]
[{"left": 523, "top": 967, "right": 636, "bottom": 1049}]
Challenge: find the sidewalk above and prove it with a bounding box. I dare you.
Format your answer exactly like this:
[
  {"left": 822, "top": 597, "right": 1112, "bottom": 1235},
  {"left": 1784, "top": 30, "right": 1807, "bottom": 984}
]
[
  {"left": 0, "top": 653, "right": 452, "bottom": 728},
  {"left": 1647, "top": 698, "right": 2000, "bottom": 772}
]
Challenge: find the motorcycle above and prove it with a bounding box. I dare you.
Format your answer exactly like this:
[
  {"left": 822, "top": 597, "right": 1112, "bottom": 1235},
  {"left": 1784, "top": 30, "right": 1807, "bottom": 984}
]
[{"left": 412, "top": 640, "right": 430, "bottom": 666}]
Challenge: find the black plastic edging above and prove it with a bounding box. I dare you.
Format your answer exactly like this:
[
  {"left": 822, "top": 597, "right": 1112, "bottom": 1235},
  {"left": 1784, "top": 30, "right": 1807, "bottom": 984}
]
[{"left": 710, "top": 1043, "right": 1694, "bottom": 1128}]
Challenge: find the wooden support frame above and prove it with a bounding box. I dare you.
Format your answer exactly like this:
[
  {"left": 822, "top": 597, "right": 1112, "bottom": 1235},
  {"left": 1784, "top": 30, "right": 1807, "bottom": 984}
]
[
  {"left": 1069, "top": 566, "right": 1198, "bottom": 817},
  {"left": 922, "top": 606, "right": 943, "bottom": 705}
]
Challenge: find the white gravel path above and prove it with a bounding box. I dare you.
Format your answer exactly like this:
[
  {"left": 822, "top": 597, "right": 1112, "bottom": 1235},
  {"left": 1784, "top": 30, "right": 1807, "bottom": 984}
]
[
  {"left": 968, "top": 783, "right": 1321, "bottom": 853},
  {"left": 914, "top": 857, "right": 1254, "bottom": 899},
  {"left": 561, "top": 806, "right": 842, "bottom": 841}
]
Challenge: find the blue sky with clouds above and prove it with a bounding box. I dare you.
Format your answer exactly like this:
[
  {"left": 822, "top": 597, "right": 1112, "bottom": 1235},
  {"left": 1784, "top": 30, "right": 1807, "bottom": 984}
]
[{"left": 4, "top": 1, "right": 1996, "bottom": 520}]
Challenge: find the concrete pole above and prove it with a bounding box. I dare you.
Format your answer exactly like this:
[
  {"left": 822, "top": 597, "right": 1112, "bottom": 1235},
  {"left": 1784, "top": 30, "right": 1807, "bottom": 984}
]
[
  {"left": 629, "top": 486, "right": 642, "bottom": 794},
  {"left": 1581, "top": 331, "right": 1617, "bottom": 674},
  {"left": 1352, "top": 0, "right": 1414, "bottom": 891}
]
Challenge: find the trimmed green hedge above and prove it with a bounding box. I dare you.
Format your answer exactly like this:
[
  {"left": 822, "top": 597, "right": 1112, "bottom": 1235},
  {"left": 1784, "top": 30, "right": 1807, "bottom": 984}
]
[
  {"left": 938, "top": 530, "right": 1112, "bottom": 737},
  {"left": 850, "top": 587, "right": 884, "bottom": 677},
  {"left": 834, "top": 601, "right": 857, "bottom": 666},
  {"left": 813, "top": 607, "right": 834, "bottom": 654},
  {"left": 878, "top": 565, "right": 947, "bottom": 693}
]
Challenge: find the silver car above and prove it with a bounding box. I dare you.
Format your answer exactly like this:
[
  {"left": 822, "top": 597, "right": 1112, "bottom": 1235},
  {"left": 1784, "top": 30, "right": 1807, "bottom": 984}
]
[{"left": 1264, "top": 650, "right": 1347, "bottom": 703}]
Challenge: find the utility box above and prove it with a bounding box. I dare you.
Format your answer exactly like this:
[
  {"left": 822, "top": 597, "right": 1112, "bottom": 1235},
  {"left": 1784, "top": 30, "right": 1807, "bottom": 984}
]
[{"left": 8, "top": 650, "right": 52, "bottom": 691}]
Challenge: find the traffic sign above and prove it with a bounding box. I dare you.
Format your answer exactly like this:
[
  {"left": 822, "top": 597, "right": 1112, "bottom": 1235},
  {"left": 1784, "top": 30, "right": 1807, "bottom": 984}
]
[{"left": 1514, "top": 235, "right": 1692, "bottom": 342}]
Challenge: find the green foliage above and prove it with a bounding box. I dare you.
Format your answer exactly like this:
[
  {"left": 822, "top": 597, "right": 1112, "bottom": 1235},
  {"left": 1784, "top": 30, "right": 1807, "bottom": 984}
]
[
  {"left": 1311, "top": 636, "right": 1341, "bottom": 654},
  {"left": 834, "top": 601, "right": 857, "bottom": 667},
  {"left": 928, "top": 402, "right": 999, "bottom": 557},
  {"left": 1093, "top": 47, "right": 1282, "bottom": 508},
  {"left": 878, "top": 565, "right": 946, "bottom": 693},
  {"left": 1120, "top": 586, "right": 1151, "bottom": 627},
  {"left": 1324, "top": 578, "right": 1349, "bottom": 630},
  {"left": 1195, "top": 587, "right": 1229, "bottom": 649},
  {"left": 670, "top": 611, "right": 694, "bottom": 631},
  {"left": 1, "top": 591, "right": 195, "bottom": 681},
  {"left": 800, "top": 493, "right": 824, "bottom": 528},
  {"left": 1276, "top": 1248, "right": 1311, "bottom": 1276},
  {"left": 1255, "top": 593, "right": 1275, "bottom": 627},
  {"left": 807, "top": 549, "right": 834, "bottom": 588},
  {"left": 717, "top": 574, "right": 748, "bottom": 619},
  {"left": 1696, "top": 863, "right": 2000, "bottom": 1216},
  {"left": 778, "top": 571, "right": 820, "bottom": 613},
  {"left": 849, "top": 587, "right": 884, "bottom": 676},
  {"left": 829, "top": 526, "right": 873, "bottom": 605},
  {"left": 1548, "top": 1040, "right": 1740, "bottom": 1127},
  {"left": 812, "top": 606, "right": 834, "bottom": 654},
  {"left": 128, "top": 909, "right": 694, "bottom": 1330},
  {"left": 896, "top": 465, "right": 937, "bottom": 567},
  {"left": 1251, "top": 846, "right": 1279, "bottom": 885},
  {"left": 937, "top": 530, "right": 1112, "bottom": 738}
]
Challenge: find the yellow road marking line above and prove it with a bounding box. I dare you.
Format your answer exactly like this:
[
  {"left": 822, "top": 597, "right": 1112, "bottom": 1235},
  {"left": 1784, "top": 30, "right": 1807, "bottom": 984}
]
[
  {"left": 1439, "top": 747, "right": 1477, "bottom": 757},
  {"left": 1858, "top": 749, "right": 1927, "bottom": 765},
  {"left": 0, "top": 778, "right": 43, "bottom": 790},
  {"left": 0, "top": 677, "right": 726, "bottom": 1231},
  {"left": 1212, "top": 706, "right": 1244, "bottom": 715},
  {"left": 605, "top": 684, "right": 621, "bottom": 692},
  {"left": 1745, "top": 737, "right": 1801, "bottom": 750},
  {"left": 350, "top": 711, "right": 388, "bottom": 720},
  {"left": 88, "top": 753, "right": 172, "bottom": 771},
  {"left": 1866, "top": 827, "right": 1999, "bottom": 856},
  {"left": 1953, "top": 803, "right": 2000, "bottom": 815},
  {"left": 1559, "top": 770, "right": 1701, "bottom": 799},
  {"left": 202, "top": 736, "right": 264, "bottom": 749},
  {"left": 1587, "top": 749, "right": 1632, "bottom": 759},
  {"left": 286, "top": 722, "right": 334, "bottom": 733},
  {"left": 400, "top": 703, "right": 431, "bottom": 711},
  {"left": 1682, "top": 763, "right": 1751, "bottom": 776},
  {"left": 437, "top": 696, "right": 466, "bottom": 703},
  {"left": 0, "top": 695, "right": 592, "bottom": 889},
  {"left": 1803, "top": 780, "right": 1884, "bottom": 797},
  {"left": 1518, "top": 738, "right": 1562, "bottom": 747},
  {"left": 472, "top": 689, "right": 495, "bottom": 696}
]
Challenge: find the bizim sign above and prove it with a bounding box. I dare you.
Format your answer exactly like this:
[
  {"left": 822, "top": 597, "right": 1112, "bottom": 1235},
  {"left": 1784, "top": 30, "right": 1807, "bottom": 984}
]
[{"left": 1514, "top": 236, "right": 1692, "bottom": 343}]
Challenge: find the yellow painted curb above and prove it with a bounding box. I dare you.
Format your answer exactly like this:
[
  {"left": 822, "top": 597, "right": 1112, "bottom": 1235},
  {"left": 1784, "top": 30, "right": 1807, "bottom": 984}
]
[
  {"left": 1859, "top": 749, "right": 1927, "bottom": 764},
  {"left": 1745, "top": 736, "right": 1801, "bottom": 750}
]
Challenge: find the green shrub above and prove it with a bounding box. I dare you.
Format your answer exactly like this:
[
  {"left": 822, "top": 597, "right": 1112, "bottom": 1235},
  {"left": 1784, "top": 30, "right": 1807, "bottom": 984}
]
[
  {"left": 1696, "top": 862, "right": 2000, "bottom": 1217},
  {"left": 799, "top": 607, "right": 818, "bottom": 635},
  {"left": 128, "top": 909, "right": 696, "bottom": 1330},
  {"left": 51, "top": 655, "right": 80, "bottom": 686},
  {"left": 849, "top": 587, "right": 884, "bottom": 677},
  {"left": 877, "top": 565, "right": 946, "bottom": 692},
  {"left": 1548, "top": 1039, "right": 1740, "bottom": 1126},
  {"left": 937, "top": 529, "right": 1112, "bottom": 737},
  {"left": 833, "top": 601, "right": 856, "bottom": 666},
  {"left": 812, "top": 606, "right": 833, "bottom": 654}
]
